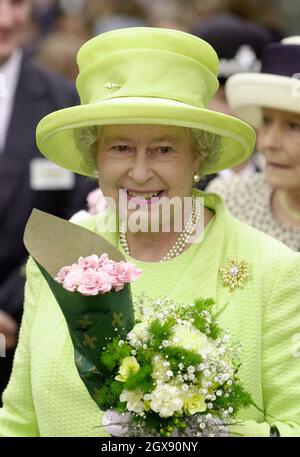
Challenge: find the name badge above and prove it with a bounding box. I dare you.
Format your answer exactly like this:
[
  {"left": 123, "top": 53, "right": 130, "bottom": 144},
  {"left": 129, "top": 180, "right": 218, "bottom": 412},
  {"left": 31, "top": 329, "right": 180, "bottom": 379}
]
[{"left": 30, "top": 158, "right": 75, "bottom": 190}]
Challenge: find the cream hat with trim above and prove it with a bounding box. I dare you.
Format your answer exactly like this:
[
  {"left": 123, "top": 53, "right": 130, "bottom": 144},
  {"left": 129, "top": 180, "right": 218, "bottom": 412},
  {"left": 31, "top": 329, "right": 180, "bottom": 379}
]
[{"left": 226, "top": 36, "right": 300, "bottom": 128}]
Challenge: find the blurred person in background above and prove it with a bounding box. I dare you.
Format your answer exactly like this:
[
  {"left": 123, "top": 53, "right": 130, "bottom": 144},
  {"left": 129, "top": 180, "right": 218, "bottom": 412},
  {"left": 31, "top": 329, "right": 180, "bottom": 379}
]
[
  {"left": 26, "top": 1, "right": 90, "bottom": 54},
  {"left": 227, "top": 0, "right": 285, "bottom": 41},
  {"left": 54, "top": 0, "right": 91, "bottom": 41},
  {"left": 85, "top": 0, "right": 148, "bottom": 36},
  {"left": 208, "top": 37, "right": 300, "bottom": 251},
  {"left": 32, "top": 0, "right": 60, "bottom": 35},
  {"left": 34, "top": 32, "right": 87, "bottom": 82},
  {"left": 192, "top": 14, "right": 274, "bottom": 188},
  {"left": 0, "top": 0, "right": 96, "bottom": 403},
  {"left": 142, "top": 0, "right": 190, "bottom": 31}
]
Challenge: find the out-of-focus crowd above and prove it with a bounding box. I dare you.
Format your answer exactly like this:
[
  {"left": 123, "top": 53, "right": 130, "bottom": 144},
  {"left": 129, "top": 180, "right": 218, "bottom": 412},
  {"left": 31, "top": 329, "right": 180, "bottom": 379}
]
[
  {"left": 23, "top": 0, "right": 292, "bottom": 82},
  {"left": 0, "top": 0, "right": 299, "bottom": 404}
]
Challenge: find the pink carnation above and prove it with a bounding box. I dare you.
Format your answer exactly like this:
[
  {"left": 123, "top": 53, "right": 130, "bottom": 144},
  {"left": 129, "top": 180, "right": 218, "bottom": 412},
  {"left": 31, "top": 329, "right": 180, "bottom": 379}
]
[
  {"left": 55, "top": 265, "right": 71, "bottom": 284},
  {"left": 98, "top": 253, "right": 109, "bottom": 267},
  {"left": 77, "top": 270, "right": 113, "bottom": 296},
  {"left": 102, "top": 260, "right": 117, "bottom": 275},
  {"left": 78, "top": 255, "right": 100, "bottom": 270},
  {"left": 115, "top": 261, "right": 142, "bottom": 283},
  {"left": 101, "top": 261, "right": 123, "bottom": 291},
  {"left": 62, "top": 266, "right": 83, "bottom": 292},
  {"left": 55, "top": 253, "right": 142, "bottom": 295}
]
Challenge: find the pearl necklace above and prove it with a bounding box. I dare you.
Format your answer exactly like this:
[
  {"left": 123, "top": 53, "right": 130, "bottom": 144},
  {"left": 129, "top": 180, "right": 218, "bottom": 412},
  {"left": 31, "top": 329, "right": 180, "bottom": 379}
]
[
  {"left": 277, "top": 190, "right": 300, "bottom": 223},
  {"left": 119, "top": 197, "right": 202, "bottom": 262}
]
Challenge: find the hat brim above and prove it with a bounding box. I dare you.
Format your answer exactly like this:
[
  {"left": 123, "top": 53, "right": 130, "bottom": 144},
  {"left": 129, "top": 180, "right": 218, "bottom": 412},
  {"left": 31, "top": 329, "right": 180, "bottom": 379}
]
[
  {"left": 226, "top": 73, "right": 300, "bottom": 128},
  {"left": 36, "top": 97, "right": 255, "bottom": 176}
]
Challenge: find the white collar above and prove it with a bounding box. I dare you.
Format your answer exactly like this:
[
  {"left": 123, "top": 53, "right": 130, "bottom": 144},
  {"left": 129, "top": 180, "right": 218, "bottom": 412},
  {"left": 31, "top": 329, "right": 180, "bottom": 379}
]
[{"left": 0, "top": 48, "right": 23, "bottom": 100}]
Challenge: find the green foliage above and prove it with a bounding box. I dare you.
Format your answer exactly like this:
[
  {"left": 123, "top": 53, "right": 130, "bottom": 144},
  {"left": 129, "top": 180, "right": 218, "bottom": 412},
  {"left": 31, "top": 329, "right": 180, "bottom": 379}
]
[
  {"left": 149, "top": 319, "right": 174, "bottom": 349},
  {"left": 100, "top": 338, "right": 131, "bottom": 371},
  {"left": 124, "top": 362, "right": 154, "bottom": 392},
  {"left": 143, "top": 412, "right": 175, "bottom": 436},
  {"left": 229, "top": 382, "right": 254, "bottom": 410},
  {"left": 142, "top": 411, "right": 162, "bottom": 433},
  {"left": 162, "top": 346, "right": 202, "bottom": 372},
  {"left": 142, "top": 412, "right": 188, "bottom": 437},
  {"left": 209, "top": 321, "right": 222, "bottom": 339},
  {"left": 175, "top": 297, "right": 223, "bottom": 338},
  {"left": 96, "top": 380, "right": 123, "bottom": 410},
  {"left": 193, "top": 298, "right": 223, "bottom": 340},
  {"left": 193, "top": 297, "right": 216, "bottom": 312},
  {"left": 214, "top": 381, "right": 254, "bottom": 413}
]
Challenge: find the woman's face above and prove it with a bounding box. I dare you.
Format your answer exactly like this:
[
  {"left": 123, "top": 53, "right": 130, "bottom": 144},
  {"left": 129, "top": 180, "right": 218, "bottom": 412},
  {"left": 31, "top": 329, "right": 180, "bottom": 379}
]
[
  {"left": 257, "top": 108, "right": 300, "bottom": 190},
  {"left": 96, "top": 124, "right": 201, "bottom": 225}
]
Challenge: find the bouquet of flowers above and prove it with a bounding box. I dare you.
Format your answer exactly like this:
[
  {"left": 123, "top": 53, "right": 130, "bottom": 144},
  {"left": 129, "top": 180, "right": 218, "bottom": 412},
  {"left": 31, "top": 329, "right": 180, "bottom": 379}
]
[
  {"left": 24, "top": 209, "right": 138, "bottom": 401},
  {"left": 24, "top": 209, "right": 253, "bottom": 437},
  {"left": 99, "top": 298, "right": 253, "bottom": 437}
]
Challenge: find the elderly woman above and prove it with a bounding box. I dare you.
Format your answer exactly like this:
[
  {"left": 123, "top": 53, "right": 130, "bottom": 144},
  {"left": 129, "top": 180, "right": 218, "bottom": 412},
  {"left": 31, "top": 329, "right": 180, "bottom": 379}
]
[
  {"left": 208, "top": 37, "right": 300, "bottom": 251},
  {"left": 0, "top": 28, "right": 299, "bottom": 437}
]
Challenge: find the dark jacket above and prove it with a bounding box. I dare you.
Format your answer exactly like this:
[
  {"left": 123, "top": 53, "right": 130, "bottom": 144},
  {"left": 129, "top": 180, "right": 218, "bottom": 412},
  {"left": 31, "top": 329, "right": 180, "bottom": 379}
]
[{"left": 0, "top": 54, "right": 96, "bottom": 397}]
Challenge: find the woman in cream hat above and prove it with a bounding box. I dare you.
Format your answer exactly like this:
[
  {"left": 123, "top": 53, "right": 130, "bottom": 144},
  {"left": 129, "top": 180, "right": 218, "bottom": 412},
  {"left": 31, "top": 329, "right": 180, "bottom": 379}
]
[
  {"left": 208, "top": 37, "right": 300, "bottom": 251},
  {"left": 0, "top": 28, "right": 299, "bottom": 437}
]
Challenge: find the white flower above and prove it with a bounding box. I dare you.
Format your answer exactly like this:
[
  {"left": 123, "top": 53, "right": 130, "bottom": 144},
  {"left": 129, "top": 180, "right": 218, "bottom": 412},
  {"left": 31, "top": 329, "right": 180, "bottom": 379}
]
[
  {"left": 120, "top": 389, "right": 144, "bottom": 413},
  {"left": 152, "top": 355, "right": 170, "bottom": 382},
  {"left": 127, "top": 322, "right": 149, "bottom": 346},
  {"left": 150, "top": 384, "right": 183, "bottom": 418},
  {"left": 171, "top": 323, "right": 214, "bottom": 355}
]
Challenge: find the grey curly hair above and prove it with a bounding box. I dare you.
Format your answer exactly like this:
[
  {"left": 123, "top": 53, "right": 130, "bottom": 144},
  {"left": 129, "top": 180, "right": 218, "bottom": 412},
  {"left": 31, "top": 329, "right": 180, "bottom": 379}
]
[{"left": 74, "top": 125, "right": 220, "bottom": 177}]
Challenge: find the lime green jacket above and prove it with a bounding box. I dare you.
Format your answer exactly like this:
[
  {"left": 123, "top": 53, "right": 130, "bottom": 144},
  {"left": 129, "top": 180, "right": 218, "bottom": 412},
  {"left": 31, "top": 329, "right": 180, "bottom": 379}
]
[{"left": 0, "top": 191, "right": 300, "bottom": 437}]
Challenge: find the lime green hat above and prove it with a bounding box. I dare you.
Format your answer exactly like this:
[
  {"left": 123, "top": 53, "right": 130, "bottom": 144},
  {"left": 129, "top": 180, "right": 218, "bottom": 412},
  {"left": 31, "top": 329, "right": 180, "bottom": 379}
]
[{"left": 36, "top": 27, "right": 255, "bottom": 176}]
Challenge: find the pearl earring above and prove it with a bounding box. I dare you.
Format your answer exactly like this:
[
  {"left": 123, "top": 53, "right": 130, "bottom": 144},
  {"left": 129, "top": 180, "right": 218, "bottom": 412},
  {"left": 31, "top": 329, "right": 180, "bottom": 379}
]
[{"left": 193, "top": 172, "right": 201, "bottom": 183}]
